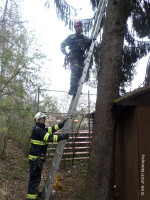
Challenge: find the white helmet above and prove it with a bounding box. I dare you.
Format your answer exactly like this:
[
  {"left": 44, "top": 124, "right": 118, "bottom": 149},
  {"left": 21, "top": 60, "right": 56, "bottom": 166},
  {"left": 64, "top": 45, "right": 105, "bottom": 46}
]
[{"left": 34, "top": 112, "right": 46, "bottom": 123}]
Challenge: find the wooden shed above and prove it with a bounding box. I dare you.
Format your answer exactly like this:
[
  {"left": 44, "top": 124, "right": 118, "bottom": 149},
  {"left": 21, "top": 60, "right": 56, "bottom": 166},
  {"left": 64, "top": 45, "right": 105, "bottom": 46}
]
[{"left": 114, "top": 86, "right": 150, "bottom": 200}]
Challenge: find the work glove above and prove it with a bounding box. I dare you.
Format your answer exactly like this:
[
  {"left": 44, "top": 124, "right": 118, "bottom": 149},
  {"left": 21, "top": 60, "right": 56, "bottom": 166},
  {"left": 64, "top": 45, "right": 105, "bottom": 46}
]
[
  {"left": 62, "top": 133, "right": 69, "bottom": 140},
  {"left": 58, "top": 119, "right": 67, "bottom": 129},
  {"left": 62, "top": 119, "right": 67, "bottom": 126},
  {"left": 65, "top": 52, "right": 69, "bottom": 57}
]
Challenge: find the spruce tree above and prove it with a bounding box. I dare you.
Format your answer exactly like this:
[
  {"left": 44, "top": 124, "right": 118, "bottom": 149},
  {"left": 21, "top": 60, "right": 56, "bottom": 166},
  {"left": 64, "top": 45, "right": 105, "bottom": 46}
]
[{"left": 46, "top": 0, "right": 150, "bottom": 199}]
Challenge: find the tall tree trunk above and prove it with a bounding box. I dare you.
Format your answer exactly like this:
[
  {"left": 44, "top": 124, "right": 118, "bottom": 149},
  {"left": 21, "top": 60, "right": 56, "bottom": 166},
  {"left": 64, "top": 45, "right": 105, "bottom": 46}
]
[{"left": 87, "top": 0, "right": 126, "bottom": 199}]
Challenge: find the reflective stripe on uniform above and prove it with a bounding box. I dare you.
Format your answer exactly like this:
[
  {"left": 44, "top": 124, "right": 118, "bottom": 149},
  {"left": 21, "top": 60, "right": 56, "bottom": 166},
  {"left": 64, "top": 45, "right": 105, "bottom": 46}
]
[
  {"left": 75, "top": 64, "right": 83, "bottom": 69},
  {"left": 27, "top": 193, "right": 38, "bottom": 199},
  {"left": 48, "top": 127, "right": 52, "bottom": 134},
  {"left": 71, "top": 35, "right": 76, "bottom": 38},
  {"left": 71, "top": 76, "right": 79, "bottom": 80},
  {"left": 29, "top": 154, "right": 45, "bottom": 160},
  {"left": 30, "top": 139, "right": 48, "bottom": 145},
  {"left": 54, "top": 124, "right": 59, "bottom": 131},
  {"left": 53, "top": 135, "right": 58, "bottom": 142},
  {"left": 44, "top": 132, "right": 50, "bottom": 142},
  {"left": 62, "top": 41, "right": 67, "bottom": 45}
]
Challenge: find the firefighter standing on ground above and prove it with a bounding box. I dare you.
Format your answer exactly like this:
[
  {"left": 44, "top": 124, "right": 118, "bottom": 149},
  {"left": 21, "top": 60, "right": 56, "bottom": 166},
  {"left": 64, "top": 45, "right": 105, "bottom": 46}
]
[
  {"left": 60, "top": 20, "right": 91, "bottom": 96},
  {"left": 27, "top": 112, "right": 68, "bottom": 200}
]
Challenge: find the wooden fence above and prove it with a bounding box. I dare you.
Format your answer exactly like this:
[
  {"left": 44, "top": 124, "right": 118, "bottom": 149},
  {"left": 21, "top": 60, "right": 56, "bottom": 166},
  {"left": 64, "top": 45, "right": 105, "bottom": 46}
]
[{"left": 47, "top": 130, "right": 92, "bottom": 161}]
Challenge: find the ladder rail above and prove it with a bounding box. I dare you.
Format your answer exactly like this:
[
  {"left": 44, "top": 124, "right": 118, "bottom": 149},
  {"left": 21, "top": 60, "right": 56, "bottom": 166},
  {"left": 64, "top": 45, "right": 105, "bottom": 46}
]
[
  {"left": 70, "top": 0, "right": 108, "bottom": 112},
  {"left": 42, "top": 0, "right": 108, "bottom": 199},
  {"left": 92, "top": 0, "right": 107, "bottom": 38},
  {"left": 42, "top": 97, "right": 76, "bottom": 199},
  {"left": 91, "top": 0, "right": 104, "bottom": 37}
]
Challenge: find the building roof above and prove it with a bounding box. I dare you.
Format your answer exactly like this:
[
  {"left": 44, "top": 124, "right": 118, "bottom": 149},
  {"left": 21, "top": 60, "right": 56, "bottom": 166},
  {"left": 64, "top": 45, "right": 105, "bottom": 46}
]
[{"left": 113, "top": 85, "right": 150, "bottom": 106}]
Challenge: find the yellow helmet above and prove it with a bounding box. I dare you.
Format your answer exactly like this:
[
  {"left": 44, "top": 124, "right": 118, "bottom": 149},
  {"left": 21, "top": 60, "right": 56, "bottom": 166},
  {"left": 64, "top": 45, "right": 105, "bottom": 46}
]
[{"left": 34, "top": 112, "right": 46, "bottom": 123}]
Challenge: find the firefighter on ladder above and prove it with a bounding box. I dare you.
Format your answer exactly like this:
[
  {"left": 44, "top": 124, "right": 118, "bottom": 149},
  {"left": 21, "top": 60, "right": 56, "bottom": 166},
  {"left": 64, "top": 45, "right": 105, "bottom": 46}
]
[
  {"left": 27, "top": 112, "right": 68, "bottom": 200},
  {"left": 61, "top": 20, "right": 91, "bottom": 96}
]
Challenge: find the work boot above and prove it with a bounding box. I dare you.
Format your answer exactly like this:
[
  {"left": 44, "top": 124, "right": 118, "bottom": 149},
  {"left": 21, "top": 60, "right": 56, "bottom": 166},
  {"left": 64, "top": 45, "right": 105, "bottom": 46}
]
[
  {"left": 38, "top": 191, "right": 42, "bottom": 198},
  {"left": 68, "top": 88, "right": 77, "bottom": 96}
]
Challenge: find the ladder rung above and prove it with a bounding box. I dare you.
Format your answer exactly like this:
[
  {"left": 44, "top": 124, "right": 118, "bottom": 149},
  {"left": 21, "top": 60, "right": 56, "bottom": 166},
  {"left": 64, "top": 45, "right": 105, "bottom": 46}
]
[
  {"left": 56, "top": 150, "right": 59, "bottom": 154},
  {"left": 49, "top": 174, "right": 51, "bottom": 180},
  {"left": 52, "top": 161, "right": 55, "bottom": 167}
]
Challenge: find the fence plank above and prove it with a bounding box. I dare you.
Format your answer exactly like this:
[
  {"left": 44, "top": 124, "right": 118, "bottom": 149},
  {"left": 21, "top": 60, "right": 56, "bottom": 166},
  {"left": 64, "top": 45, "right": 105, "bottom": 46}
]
[{"left": 47, "top": 130, "right": 92, "bottom": 160}]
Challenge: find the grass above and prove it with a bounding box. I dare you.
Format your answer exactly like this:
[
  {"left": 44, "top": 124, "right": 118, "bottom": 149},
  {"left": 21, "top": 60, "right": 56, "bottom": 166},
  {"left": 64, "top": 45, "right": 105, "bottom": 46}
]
[{"left": 0, "top": 192, "right": 2, "bottom": 199}]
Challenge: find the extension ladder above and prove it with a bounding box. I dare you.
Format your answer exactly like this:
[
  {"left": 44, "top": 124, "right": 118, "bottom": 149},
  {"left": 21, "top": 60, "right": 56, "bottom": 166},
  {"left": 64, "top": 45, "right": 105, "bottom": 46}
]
[{"left": 42, "top": 0, "right": 107, "bottom": 199}]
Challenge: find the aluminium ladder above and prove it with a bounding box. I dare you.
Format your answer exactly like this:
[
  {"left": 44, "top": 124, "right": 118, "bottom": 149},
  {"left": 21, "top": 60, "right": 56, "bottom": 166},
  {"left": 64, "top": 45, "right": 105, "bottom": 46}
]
[{"left": 42, "top": 0, "right": 107, "bottom": 199}]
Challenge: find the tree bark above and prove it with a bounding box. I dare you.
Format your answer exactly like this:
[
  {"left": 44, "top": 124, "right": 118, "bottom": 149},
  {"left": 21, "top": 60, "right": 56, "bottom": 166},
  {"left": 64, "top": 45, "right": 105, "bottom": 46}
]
[{"left": 87, "top": 0, "right": 126, "bottom": 199}]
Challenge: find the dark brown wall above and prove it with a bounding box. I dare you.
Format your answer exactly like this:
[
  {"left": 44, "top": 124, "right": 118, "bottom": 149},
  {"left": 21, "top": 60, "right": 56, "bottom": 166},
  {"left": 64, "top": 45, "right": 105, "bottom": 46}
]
[
  {"left": 115, "top": 106, "right": 150, "bottom": 200},
  {"left": 137, "top": 107, "right": 150, "bottom": 200}
]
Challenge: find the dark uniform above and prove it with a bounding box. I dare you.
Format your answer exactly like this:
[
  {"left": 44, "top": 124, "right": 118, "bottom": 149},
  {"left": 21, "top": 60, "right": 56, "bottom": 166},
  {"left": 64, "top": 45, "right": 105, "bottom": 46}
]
[
  {"left": 27, "top": 121, "right": 67, "bottom": 200},
  {"left": 61, "top": 33, "right": 91, "bottom": 95}
]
